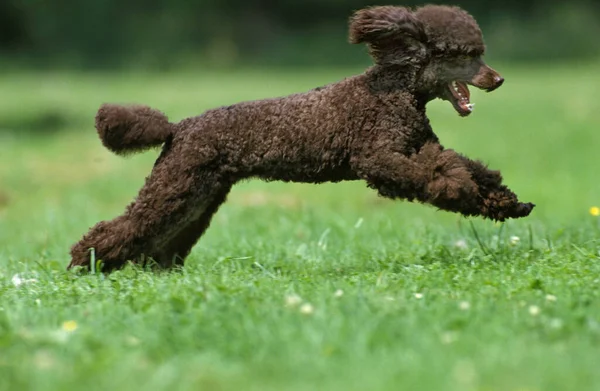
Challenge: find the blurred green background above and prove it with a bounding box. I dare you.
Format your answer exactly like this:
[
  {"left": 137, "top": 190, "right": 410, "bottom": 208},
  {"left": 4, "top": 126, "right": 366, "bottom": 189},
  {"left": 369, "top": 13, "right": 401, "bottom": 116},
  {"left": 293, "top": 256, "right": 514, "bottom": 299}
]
[{"left": 1, "top": 0, "right": 600, "bottom": 70}]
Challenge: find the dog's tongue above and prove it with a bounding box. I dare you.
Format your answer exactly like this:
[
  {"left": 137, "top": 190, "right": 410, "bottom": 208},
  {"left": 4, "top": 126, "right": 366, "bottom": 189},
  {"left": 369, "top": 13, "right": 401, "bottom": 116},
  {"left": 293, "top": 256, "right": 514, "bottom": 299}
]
[
  {"left": 450, "top": 81, "right": 473, "bottom": 113},
  {"left": 455, "top": 81, "right": 470, "bottom": 101}
]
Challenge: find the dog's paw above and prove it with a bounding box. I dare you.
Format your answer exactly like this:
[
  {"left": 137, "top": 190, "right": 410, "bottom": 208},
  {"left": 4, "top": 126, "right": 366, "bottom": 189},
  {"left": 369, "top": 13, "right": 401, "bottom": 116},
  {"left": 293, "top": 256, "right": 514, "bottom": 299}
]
[
  {"left": 513, "top": 202, "right": 535, "bottom": 217},
  {"left": 497, "top": 202, "right": 535, "bottom": 221},
  {"left": 480, "top": 186, "right": 535, "bottom": 221},
  {"left": 68, "top": 243, "right": 92, "bottom": 270}
]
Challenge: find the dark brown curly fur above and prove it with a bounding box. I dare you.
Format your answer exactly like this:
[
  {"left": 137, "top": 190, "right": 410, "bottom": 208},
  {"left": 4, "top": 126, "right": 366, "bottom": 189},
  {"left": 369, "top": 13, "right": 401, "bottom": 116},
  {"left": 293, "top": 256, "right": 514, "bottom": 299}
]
[{"left": 69, "top": 5, "right": 534, "bottom": 272}]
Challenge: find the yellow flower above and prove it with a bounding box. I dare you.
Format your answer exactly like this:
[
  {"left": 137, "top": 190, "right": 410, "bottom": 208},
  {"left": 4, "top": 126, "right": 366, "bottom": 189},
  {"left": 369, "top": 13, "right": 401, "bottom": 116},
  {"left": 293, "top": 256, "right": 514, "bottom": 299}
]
[
  {"left": 62, "top": 320, "right": 78, "bottom": 332},
  {"left": 590, "top": 206, "right": 600, "bottom": 216}
]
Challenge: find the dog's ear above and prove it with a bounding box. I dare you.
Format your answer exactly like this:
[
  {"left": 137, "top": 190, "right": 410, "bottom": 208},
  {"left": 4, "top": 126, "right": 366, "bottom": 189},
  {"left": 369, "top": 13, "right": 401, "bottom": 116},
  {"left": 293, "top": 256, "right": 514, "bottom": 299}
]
[{"left": 349, "top": 6, "right": 426, "bottom": 46}]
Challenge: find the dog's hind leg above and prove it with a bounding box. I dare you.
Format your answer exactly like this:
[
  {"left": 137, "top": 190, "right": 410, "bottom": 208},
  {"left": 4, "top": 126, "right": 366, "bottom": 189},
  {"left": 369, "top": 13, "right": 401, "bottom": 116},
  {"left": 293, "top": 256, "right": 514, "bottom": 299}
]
[
  {"left": 151, "top": 185, "right": 232, "bottom": 268},
  {"left": 69, "top": 155, "right": 229, "bottom": 272}
]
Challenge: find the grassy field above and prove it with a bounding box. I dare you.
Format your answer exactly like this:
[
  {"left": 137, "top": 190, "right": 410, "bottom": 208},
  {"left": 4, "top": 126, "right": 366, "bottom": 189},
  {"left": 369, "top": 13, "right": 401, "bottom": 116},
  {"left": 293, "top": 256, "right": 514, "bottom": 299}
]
[{"left": 0, "top": 63, "right": 599, "bottom": 391}]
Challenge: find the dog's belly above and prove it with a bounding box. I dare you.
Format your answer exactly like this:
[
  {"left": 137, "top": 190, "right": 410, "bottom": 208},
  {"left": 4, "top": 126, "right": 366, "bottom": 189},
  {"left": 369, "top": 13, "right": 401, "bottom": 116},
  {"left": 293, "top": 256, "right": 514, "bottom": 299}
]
[{"left": 252, "top": 161, "right": 357, "bottom": 184}]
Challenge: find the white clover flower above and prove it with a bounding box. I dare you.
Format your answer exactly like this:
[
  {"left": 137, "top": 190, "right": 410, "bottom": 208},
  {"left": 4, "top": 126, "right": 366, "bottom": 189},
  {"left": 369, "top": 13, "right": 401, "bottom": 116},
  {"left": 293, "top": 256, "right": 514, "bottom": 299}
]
[
  {"left": 285, "top": 294, "right": 302, "bottom": 307},
  {"left": 528, "top": 305, "right": 540, "bottom": 316},
  {"left": 11, "top": 274, "right": 38, "bottom": 287},
  {"left": 454, "top": 239, "right": 468, "bottom": 250},
  {"left": 299, "top": 303, "right": 314, "bottom": 315},
  {"left": 414, "top": 293, "right": 423, "bottom": 299},
  {"left": 545, "top": 294, "right": 557, "bottom": 302},
  {"left": 333, "top": 289, "right": 344, "bottom": 298},
  {"left": 459, "top": 301, "right": 471, "bottom": 311},
  {"left": 509, "top": 236, "right": 520, "bottom": 245}
]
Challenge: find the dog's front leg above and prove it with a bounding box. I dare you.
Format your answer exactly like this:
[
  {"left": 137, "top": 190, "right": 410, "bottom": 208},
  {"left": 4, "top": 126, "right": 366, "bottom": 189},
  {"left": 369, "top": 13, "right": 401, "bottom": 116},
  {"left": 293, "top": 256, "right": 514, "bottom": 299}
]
[
  {"left": 353, "top": 142, "right": 534, "bottom": 220},
  {"left": 457, "top": 154, "right": 534, "bottom": 221},
  {"left": 355, "top": 142, "right": 480, "bottom": 215}
]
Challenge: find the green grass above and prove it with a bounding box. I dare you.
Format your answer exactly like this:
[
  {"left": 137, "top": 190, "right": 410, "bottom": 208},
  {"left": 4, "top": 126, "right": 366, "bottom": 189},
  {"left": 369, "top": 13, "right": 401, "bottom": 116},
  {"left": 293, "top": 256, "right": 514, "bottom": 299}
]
[{"left": 1, "top": 63, "right": 600, "bottom": 391}]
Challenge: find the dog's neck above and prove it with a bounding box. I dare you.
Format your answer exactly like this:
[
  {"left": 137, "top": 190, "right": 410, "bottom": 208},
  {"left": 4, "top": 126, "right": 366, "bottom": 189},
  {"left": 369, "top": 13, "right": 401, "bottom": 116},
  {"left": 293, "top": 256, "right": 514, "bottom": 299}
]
[{"left": 365, "top": 64, "right": 431, "bottom": 105}]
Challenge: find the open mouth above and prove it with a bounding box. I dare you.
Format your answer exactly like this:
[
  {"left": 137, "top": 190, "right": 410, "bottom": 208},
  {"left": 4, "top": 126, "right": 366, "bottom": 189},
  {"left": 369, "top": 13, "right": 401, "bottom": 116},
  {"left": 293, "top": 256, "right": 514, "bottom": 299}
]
[{"left": 447, "top": 81, "right": 474, "bottom": 116}]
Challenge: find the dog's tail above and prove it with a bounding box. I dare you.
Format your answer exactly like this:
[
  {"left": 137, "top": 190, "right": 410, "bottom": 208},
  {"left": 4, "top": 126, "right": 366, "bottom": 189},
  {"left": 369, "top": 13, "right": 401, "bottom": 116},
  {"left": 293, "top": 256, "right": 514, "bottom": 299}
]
[{"left": 95, "top": 103, "right": 175, "bottom": 155}]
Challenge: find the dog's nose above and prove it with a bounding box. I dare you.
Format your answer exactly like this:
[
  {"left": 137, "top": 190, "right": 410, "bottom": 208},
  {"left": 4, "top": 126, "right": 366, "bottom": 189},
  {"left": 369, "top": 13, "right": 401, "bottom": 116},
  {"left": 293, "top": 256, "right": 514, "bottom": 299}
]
[
  {"left": 485, "top": 74, "right": 504, "bottom": 92},
  {"left": 493, "top": 75, "right": 504, "bottom": 87}
]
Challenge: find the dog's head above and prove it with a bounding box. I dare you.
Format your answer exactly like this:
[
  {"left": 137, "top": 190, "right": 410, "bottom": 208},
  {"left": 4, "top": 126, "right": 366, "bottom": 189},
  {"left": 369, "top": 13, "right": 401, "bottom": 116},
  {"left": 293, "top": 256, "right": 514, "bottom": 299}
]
[{"left": 349, "top": 5, "right": 503, "bottom": 116}]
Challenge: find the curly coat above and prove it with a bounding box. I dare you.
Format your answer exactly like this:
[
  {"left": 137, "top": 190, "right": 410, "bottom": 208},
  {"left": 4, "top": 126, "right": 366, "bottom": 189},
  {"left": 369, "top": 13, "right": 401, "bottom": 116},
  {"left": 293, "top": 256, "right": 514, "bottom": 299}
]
[{"left": 70, "top": 5, "right": 534, "bottom": 272}]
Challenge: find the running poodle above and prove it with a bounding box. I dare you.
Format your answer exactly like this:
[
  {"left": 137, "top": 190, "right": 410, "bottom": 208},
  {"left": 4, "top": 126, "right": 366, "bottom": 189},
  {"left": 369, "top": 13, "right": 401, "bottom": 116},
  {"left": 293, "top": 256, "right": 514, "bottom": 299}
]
[{"left": 69, "top": 5, "right": 534, "bottom": 272}]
